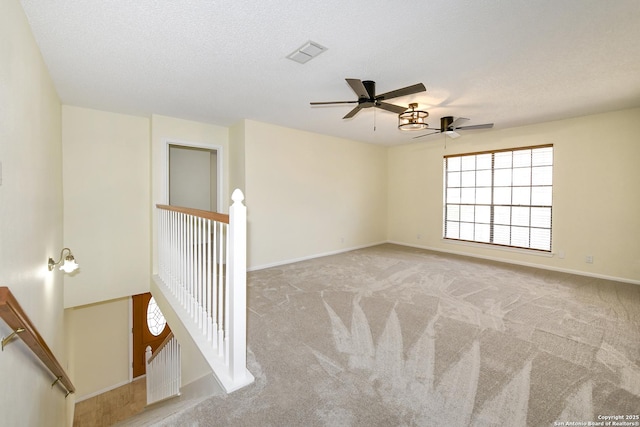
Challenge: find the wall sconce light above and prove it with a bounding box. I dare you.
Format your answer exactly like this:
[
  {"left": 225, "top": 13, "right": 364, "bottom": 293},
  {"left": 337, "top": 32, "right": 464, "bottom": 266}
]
[
  {"left": 48, "top": 248, "right": 79, "bottom": 273},
  {"left": 398, "top": 103, "right": 429, "bottom": 131}
]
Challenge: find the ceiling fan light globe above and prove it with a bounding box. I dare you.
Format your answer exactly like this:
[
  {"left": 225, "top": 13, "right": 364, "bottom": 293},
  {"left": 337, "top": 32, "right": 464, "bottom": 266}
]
[{"left": 444, "top": 130, "right": 461, "bottom": 139}]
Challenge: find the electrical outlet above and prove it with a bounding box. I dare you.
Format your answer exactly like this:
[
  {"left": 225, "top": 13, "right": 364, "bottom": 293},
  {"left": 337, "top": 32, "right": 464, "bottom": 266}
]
[
  {"left": 417, "top": 234, "right": 422, "bottom": 240},
  {"left": 585, "top": 255, "right": 594, "bottom": 264},
  {"left": 558, "top": 250, "right": 565, "bottom": 259}
]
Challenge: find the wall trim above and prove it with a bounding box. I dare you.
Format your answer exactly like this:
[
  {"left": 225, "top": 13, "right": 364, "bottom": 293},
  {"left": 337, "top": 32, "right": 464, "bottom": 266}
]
[
  {"left": 247, "top": 241, "right": 387, "bottom": 271},
  {"left": 248, "top": 240, "right": 639, "bottom": 285},
  {"left": 388, "top": 240, "right": 640, "bottom": 286}
]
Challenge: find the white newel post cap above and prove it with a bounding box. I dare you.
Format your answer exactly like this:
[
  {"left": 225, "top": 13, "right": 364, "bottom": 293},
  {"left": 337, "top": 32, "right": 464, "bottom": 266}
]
[{"left": 231, "top": 189, "right": 245, "bottom": 204}]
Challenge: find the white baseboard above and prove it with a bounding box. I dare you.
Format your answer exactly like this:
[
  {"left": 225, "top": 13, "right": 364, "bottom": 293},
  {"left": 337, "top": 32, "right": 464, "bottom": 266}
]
[
  {"left": 388, "top": 240, "right": 640, "bottom": 286},
  {"left": 246, "top": 240, "right": 639, "bottom": 286},
  {"left": 247, "top": 241, "right": 387, "bottom": 271}
]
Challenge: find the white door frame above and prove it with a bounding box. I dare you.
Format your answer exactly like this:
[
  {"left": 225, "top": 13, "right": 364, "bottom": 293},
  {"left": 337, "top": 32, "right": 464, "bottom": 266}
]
[{"left": 162, "top": 138, "right": 224, "bottom": 211}]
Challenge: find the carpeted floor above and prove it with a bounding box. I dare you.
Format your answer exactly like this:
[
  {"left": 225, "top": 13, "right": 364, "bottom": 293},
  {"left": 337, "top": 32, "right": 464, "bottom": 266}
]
[{"left": 152, "top": 244, "right": 640, "bottom": 426}]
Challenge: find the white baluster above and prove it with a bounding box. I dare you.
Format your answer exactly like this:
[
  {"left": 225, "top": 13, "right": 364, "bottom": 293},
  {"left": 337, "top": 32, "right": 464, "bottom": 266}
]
[
  {"left": 158, "top": 210, "right": 163, "bottom": 281},
  {"left": 175, "top": 211, "right": 180, "bottom": 297},
  {"left": 171, "top": 211, "right": 176, "bottom": 295},
  {"left": 186, "top": 215, "right": 191, "bottom": 316},
  {"left": 191, "top": 215, "right": 195, "bottom": 318},
  {"left": 178, "top": 212, "right": 182, "bottom": 302},
  {"left": 175, "top": 339, "right": 181, "bottom": 395},
  {"left": 198, "top": 217, "right": 204, "bottom": 331},
  {"left": 191, "top": 216, "right": 196, "bottom": 319},
  {"left": 162, "top": 210, "right": 167, "bottom": 281},
  {"left": 212, "top": 221, "right": 219, "bottom": 347},
  {"left": 206, "top": 218, "right": 212, "bottom": 342},
  {"left": 183, "top": 214, "right": 187, "bottom": 312},
  {"left": 217, "top": 221, "right": 224, "bottom": 355},
  {"left": 172, "top": 211, "right": 176, "bottom": 295}
]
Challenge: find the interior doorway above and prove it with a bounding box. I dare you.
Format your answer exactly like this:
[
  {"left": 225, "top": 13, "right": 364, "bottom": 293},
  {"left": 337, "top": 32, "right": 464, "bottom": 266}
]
[{"left": 168, "top": 144, "right": 219, "bottom": 211}]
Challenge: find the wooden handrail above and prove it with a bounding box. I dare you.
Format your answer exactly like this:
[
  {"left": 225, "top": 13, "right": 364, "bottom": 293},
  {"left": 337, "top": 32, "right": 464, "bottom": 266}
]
[
  {"left": 0, "top": 287, "right": 75, "bottom": 394},
  {"left": 156, "top": 204, "right": 229, "bottom": 224},
  {"left": 147, "top": 331, "right": 174, "bottom": 365}
]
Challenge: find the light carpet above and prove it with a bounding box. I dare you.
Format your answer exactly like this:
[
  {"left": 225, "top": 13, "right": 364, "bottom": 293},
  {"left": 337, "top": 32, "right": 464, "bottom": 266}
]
[{"left": 148, "top": 244, "right": 640, "bottom": 426}]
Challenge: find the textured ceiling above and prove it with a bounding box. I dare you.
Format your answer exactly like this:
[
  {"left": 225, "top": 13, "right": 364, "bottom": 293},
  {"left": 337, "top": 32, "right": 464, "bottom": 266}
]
[{"left": 18, "top": 0, "right": 640, "bottom": 145}]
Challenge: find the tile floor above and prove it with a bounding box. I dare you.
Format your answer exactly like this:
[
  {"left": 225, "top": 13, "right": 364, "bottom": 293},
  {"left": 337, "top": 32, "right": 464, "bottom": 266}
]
[{"left": 73, "top": 377, "right": 146, "bottom": 427}]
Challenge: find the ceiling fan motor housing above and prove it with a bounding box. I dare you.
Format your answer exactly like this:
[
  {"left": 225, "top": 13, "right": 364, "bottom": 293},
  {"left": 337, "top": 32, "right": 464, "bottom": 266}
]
[
  {"left": 441, "top": 116, "right": 454, "bottom": 132},
  {"left": 358, "top": 80, "right": 376, "bottom": 107},
  {"left": 362, "top": 80, "right": 376, "bottom": 99}
]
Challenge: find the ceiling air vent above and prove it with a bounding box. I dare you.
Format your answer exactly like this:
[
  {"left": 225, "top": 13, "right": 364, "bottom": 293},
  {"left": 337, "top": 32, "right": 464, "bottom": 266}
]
[{"left": 287, "top": 41, "right": 327, "bottom": 64}]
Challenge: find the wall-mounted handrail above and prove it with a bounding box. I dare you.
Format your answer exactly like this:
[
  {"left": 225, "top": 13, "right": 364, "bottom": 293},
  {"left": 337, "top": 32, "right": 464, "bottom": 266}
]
[{"left": 0, "top": 286, "right": 75, "bottom": 395}]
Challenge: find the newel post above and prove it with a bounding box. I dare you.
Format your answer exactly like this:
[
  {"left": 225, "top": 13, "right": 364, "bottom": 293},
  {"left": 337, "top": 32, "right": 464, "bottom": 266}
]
[{"left": 228, "top": 189, "right": 248, "bottom": 381}]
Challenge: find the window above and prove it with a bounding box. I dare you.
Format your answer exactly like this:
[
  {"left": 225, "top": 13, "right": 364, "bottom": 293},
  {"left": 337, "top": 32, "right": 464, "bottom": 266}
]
[
  {"left": 444, "top": 145, "right": 553, "bottom": 251},
  {"left": 146, "top": 297, "right": 167, "bottom": 336}
]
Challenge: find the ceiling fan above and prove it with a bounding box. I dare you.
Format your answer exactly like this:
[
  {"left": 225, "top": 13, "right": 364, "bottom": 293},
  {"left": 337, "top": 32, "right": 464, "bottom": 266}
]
[
  {"left": 310, "top": 78, "right": 426, "bottom": 119},
  {"left": 413, "top": 116, "right": 494, "bottom": 139}
]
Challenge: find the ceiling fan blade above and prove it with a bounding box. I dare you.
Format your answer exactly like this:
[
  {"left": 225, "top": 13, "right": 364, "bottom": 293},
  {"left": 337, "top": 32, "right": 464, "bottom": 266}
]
[
  {"left": 376, "top": 102, "right": 407, "bottom": 114},
  {"left": 449, "top": 117, "right": 469, "bottom": 129},
  {"left": 343, "top": 105, "right": 363, "bottom": 119},
  {"left": 377, "top": 83, "right": 426, "bottom": 101},
  {"left": 310, "top": 100, "right": 358, "bottom": 105},
  {"left": 412, "top": 130, "right": 442, "bottom": 139},
  {"left": 346, "top": 79, "right": 369, "bottom": 99},
  {"left": 457, "top": 123, "right": 494, "bottom": 130}
]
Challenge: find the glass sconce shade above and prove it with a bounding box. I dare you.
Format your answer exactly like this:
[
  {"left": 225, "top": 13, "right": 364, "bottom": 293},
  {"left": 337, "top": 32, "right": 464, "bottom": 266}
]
[{"left": 398, "top": 103, "right": 429, "bottom": 131}]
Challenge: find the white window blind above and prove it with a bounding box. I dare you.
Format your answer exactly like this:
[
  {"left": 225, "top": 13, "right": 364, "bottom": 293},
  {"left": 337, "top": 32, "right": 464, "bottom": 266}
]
[{"left": 444, "top": 145, "right": 553, "bottom": 251}]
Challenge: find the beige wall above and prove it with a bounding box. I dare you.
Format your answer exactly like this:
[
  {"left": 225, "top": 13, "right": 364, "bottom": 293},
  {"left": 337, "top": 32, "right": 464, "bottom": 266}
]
[
  {"left": 66, "top": 298, "right": 130, "bottom": 399},
  {"left": 388, "top": 108, "right": 640, "bottom": 283},
  {"left": 0, "top": 0, "right": 67, "bottom": 425},
  {"left": 62, "top": 106, "right": 151, "bottom": 308},
  {"left": 243, "top": 120, "right": 388, "bottom": 269}
]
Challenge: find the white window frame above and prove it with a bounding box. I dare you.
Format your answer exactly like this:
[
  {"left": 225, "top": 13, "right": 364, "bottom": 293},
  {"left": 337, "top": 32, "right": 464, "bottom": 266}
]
[{"left": 443, "top": 145, "right": 554, "bottom": 252}]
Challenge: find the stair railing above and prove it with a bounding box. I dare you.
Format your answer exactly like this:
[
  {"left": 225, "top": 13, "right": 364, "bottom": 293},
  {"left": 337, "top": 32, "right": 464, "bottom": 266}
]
[
  {"left": 146, "top": 332, "right": 181, "bottom": 404},
  {"left": 155, "top": 189, "right": 254, "bottom": 393},
  {"left": 0, "top": 286, "right": 75, "bottom": 396}
]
